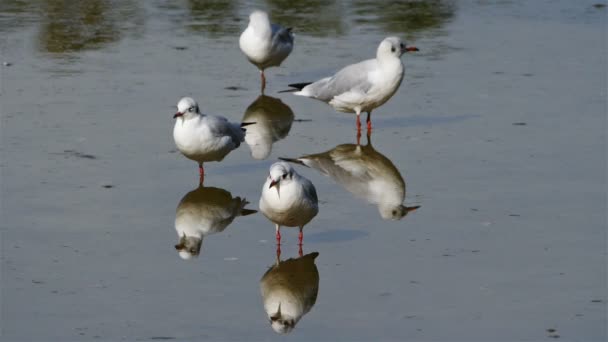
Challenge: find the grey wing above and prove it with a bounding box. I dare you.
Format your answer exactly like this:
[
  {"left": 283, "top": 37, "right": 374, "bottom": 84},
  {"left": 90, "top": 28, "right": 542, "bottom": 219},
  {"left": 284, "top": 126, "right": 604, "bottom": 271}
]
[
  {"left": 303, "top": 179, "right": 319, "bottom": 205},
  {"left": 271, "top": 24, "right": 294, "bottom": 46},
  {"left": 307, "top": 59, "right": 376, "bottom": 101},
  {"left": 207, "top": 115, "right": 245, "bottom": 146}
]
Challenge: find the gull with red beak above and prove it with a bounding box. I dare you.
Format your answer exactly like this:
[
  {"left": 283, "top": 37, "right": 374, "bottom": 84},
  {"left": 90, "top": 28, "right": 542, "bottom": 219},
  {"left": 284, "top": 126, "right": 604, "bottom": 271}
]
[
  {"left": 173, "top": 97, "right": 253, "bottom": 185},
  {"left": 239, "top": 10, "right": 294, "bottom": 93},
  {"left": 281, "top": 36, "right": 418, "bottom": 131},
  {"left": 259, "top": 161, "right": 319, "bottom": 246}
]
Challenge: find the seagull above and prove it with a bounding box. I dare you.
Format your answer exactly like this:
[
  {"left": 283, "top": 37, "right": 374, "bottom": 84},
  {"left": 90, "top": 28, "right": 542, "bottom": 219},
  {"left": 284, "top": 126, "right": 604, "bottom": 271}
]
[
  {"left": 173, "top": 97, "right": 253, "bottom": 185},
  {"left": 260, "top": 251, "right": 320, "bottom": 334},
  {"left": 281, "top": 36, "right": 418, "bottom": 131},
  {"left": 239, "top": 10, "right": 294, "bottom": 93},
  {"left": 174, "top": 185, "right": 257, "bottom": 260},
  {"left": 280, "top": 133, "right": 420, "bottom": 220},
  {"left": 242, "top": 95, "right": 295, "bottom": 160},
  {"left": 259, "top": 161, "right": 318, "bottom": 245}
]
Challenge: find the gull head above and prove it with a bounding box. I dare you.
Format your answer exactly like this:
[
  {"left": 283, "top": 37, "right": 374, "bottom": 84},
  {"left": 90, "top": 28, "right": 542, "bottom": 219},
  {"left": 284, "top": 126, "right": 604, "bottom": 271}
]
[
  {"left": 381, "top": 204, "right": 421, "bottom": 220},
  {"left": 174, "top": 97, "right": 199, "bottom": 119},
  {"left": 268, "top": 304, "right": 296, "bottom": 334},
  {"left": 377, "top": 37, "right": 419, "bottom": 59},
  {"left": 174, "top": 233, "right": 203, "bottom": 260},
  {"left": 249, "top": 10, "right": 270, "bottom": 27},
  {"left": 268, "top": 161, "right": 295, "bottom": 197}
]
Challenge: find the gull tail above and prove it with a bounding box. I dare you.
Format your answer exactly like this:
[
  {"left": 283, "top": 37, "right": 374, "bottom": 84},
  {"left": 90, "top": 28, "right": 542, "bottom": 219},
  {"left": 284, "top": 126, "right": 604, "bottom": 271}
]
[
  {"left": 237, "top": 197, "right": 258, "bottom": 216},
  {"left": 279, "top": 157, "right": 308, "bottom": 167},
  {"left": 278, "top": 82, "right": 312, "bottom": 93}
]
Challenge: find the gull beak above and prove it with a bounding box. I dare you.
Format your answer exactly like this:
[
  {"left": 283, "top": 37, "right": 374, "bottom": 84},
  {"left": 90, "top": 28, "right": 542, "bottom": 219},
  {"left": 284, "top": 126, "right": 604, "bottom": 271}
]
[
  {"left": 269, "top": 179, "right": 280, "bottom": 198},
  {"left": 269, "top": 179, "right": 278, "bottom": 189},
  {"left": 406, "top": 205, "right": 421, "bottom": 214},
  {"left": 404, "top": 46, "right": 419, "bottom": 53},
  {"left": 173, "top": 112, "right": 183, "bottom": 118},
  {"left": 270, "top": 303, "right": 282, "bottom": 321},
  {"left": 174, "top": 232, "right": 187, "bottom": 250}
]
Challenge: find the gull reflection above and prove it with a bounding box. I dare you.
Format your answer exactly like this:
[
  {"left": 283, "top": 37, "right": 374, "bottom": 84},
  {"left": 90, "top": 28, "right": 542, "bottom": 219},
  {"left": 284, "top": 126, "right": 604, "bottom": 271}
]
[
  {"left": 281, "top": 133, "right": 420, "bottom": 220},
  {"left": 242, "top": 95, "right": 295, "bottom": 160},
  {"left": 174, "top": 185, "right": 257, "bottom": 260},
  {"left": 260, "top": 249, "right": 320, "bottom": 334}
]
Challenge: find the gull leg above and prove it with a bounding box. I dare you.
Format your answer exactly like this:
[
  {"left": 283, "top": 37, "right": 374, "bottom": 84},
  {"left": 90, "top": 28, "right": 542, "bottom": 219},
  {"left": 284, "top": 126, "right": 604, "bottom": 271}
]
[
  {"left": 260, "top": 70, "right": 266, "bottom": 93},
  {"left": 276, "top": 243, "right": 281, "bottom": 265},
  {"left": 198, "top": 163, "right": 204, "bottom": 186},
  {"left": 366, "top": 111, "right": 372, "bottom": 132},
  {"left": 275, "top": 224, "right": 281, "bottom": 245},
  {"left": 298, "top": 227, "right": 304, "bottom": 257},
  {"left": 356, "top": 111, "right": 362, "bottom": 132},
  {"left": 356, "top": 129, "right": 362, "bottom": 146}
]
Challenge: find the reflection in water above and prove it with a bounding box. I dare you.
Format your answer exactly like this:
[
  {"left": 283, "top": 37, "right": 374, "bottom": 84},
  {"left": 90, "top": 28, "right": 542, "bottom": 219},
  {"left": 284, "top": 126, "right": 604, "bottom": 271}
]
[
  {"left": 242, "top": 95, "right": 295, "bottom": 160},
  {"left": 186, "top": 0, "right": 240, "bottom": 37},
  {"left": 37, "top": 0, "right": 142, "bottom": 54},
  {"left": 352, "top": 0, "right": 455, "bottom": 35},
  {"left": 260, "top": 250, "right": 320, "bottom": 334},
  {"left": 0, "top": 0, "right": 38, "bottom": 33},
  {"left": 281, "top": 133, "right": 420, "bottom": 220},
  {"left": 174, "top": 185, "right": 257, "bottom": 260},
  {"left": 265, "top": 0, "right": 346, "bottom": 37}
]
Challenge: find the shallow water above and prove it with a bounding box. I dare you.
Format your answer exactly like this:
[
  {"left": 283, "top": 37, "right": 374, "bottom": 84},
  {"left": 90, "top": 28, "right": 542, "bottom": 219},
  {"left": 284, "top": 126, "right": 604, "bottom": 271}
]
[{"left": 1, "top": 0, "right": 606, "bottom": 341}]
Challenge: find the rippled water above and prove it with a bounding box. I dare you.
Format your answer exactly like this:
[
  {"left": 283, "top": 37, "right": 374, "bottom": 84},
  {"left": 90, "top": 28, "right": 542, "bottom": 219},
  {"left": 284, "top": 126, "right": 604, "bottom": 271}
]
[{"left": 1, "top": 1, "right": 606, "bottom": 341}]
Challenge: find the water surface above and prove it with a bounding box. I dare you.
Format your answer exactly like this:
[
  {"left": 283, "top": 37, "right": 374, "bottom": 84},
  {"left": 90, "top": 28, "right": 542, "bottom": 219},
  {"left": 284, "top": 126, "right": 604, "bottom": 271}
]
[{"left": 1, "top": 0, "right": 606, "bottom": 341}]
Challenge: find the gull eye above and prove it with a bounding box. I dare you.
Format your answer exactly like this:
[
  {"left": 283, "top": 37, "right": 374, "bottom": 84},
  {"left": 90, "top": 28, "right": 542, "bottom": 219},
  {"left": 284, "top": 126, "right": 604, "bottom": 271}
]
[
  {"left": 400, "top": 43, "right": 404, "bottom": 49},
  {"left": 189, "top": 248, "right": 196, "bottom": 254},
  {"left": 282, "top": 174, "right": 287, "bottom": 179},
  {"left": 188, "top": 106, "right": 195, "bottom": 112},
  {"left": 391, "top": 47, "right": 396, "bottom": 52}
]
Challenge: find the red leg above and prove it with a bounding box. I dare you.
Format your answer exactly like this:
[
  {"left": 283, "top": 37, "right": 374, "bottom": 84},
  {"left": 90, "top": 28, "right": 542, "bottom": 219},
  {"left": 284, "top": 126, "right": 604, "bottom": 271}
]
[
  {"left": 276, "top": 244, "right": 281, "bottom": 262},
  {"left": 356, "top": 129, "right": 362, "bottom": 146},
  {"left": 198, "top": 163, "right": 204, "bottom": 186},
  {"left": 298, "top": 227, "right": 303, "bottom": 246},
  {"left": 366, "top": 111, "right": 372, "bottom": 131},
  {"left": 298, "top": 244, "right": 303, "bottom": 257},
  {"left": 356, "top": 113, "right": 361, "bottom": 131},
  {"left": 275, "top": 224, "right": 281, "bottom": 245},
  {"left": 261, "top": 70, "right": 266, "bottom": 93}
]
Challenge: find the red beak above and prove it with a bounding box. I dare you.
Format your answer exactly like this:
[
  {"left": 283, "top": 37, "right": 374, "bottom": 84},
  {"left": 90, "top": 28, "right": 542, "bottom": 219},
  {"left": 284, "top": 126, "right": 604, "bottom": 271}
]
[
  {"left": 174, "top": 112, "right": 183, "bottom": 118},
  {"left": 269, "top": 180, "right": 278, "bottom": 188},
  {"left": 404, "top": 46, "right": 419, "bottom": 53}
]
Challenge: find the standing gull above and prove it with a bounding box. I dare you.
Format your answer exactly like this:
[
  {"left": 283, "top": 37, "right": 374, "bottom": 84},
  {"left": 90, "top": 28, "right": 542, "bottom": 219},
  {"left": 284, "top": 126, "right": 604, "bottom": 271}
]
[
  {"left": 282, "top": 36, "right": 418, "bottom": 130},
  {"left": 239, "top": 10, "right": 294, "bottom": 93},
  {"left": 173, "top": 97, "right": 252, "bottom": 185},
  {"left": 259, "top": 161, "right": 318, "bottom": 245}
]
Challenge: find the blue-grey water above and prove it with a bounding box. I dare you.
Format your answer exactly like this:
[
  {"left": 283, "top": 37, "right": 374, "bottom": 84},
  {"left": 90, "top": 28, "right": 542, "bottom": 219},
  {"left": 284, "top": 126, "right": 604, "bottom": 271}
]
[{"left": 1, "top": 0, "right": 606, "bottom": 341}]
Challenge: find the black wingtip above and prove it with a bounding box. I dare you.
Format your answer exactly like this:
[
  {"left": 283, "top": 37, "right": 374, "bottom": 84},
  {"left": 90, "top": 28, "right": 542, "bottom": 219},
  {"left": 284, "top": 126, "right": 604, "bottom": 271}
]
[
  {"left": 241, "top": 209, "right": 258, "bottom": 216},
  {"left": 288, "top": 82, "right": 312, "bottom": 90},
  {"left": 286, "top": 27, "right": 293, "bottom": 33},
  {"left": 306, "top": 252, "right": 320, "bottom": 259},
  {"left": 278, "top": 82, "right": 312, "bottom": 94},
  {"left": 240, "top": 121, "right": 255, "bottom": 132},
  {"left": 277, "top": 88, "right": 298, "bottom": 94}
]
